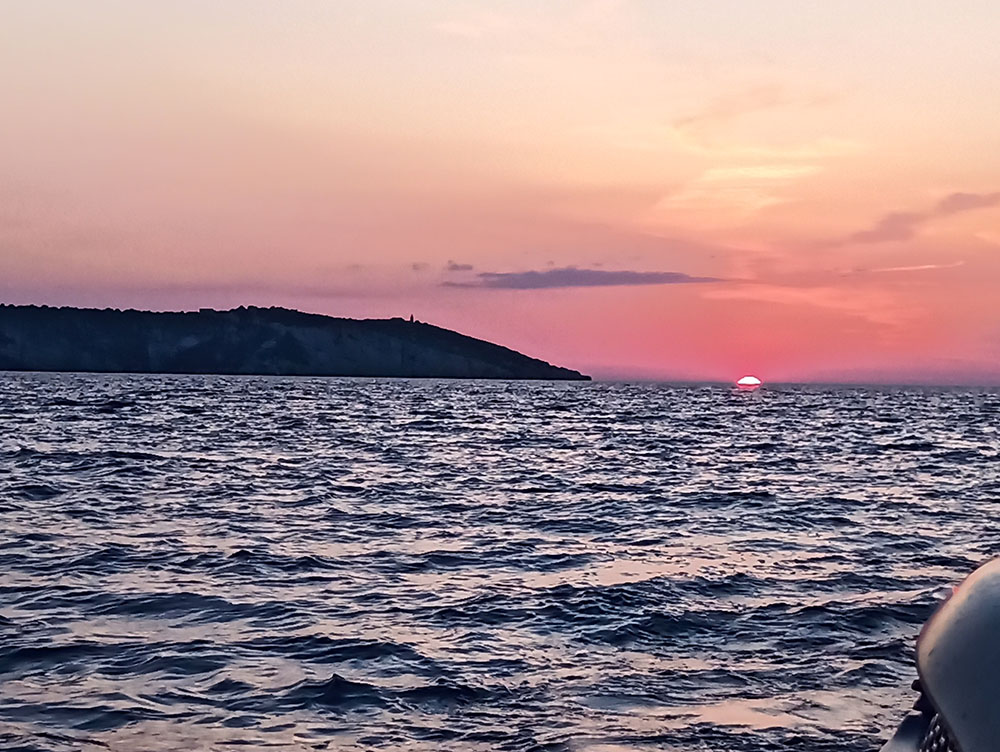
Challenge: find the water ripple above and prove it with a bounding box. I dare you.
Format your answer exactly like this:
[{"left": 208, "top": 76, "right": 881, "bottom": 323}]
[{"left": 2, "top": 374, "right": 999, "bottom": 750}]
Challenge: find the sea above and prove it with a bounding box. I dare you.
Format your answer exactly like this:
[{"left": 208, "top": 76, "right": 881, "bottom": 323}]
[{"left": 2, "top": 373, "right": 999, "bottom": 751}]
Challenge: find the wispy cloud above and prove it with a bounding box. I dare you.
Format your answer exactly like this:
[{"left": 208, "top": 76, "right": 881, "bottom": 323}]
[
  {"left": 653, "top": 164, "right": 822, "bottom": 216},
  {"left": 673, "top": 85, "right": 823, "bottom": 133},
  {"left": 844, "top": 192, "right": 1000, "bottom": 245},
  {"left": 446, "top": 260, "right": 474, "bottom": 272},
  {"left": 445, "top": 267, "right": 720, "bottom": 290},
  {"left": 937, "top": 193, "right": 1000, "bottom": 213},
  {"left": 855, "top": 261, "right": 966, "bottom": 274},
  {"left": 670, "top": 85, "right": 856, "bottom": 160},
  {"left": 703, "top": 283, "right": 906, "bottom": 326},
  {"left": 700, "top": 165, "right": 821, "bottom": 181}
]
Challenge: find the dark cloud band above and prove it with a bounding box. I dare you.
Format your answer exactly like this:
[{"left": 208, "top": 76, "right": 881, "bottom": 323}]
[
  {"left": 847, "top": 191, "right": 999, "bottom": 244},
  {"left": 445, "top": 267, "right": 720, "bottom": 289}
]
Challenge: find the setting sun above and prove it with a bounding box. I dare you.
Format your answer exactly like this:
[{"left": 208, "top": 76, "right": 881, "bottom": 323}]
[{"left": 737, "top": 375, "right": 763, "bottom": 388}]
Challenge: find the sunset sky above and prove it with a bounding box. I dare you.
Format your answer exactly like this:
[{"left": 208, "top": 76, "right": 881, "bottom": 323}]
[{"left": 2, "top": 1, "right": 999, "bottom": 382}]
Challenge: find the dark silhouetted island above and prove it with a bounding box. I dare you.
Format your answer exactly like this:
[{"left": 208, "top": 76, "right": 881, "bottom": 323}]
[{"left": 0, "top": 304, "right": 590, "bottom": 380}]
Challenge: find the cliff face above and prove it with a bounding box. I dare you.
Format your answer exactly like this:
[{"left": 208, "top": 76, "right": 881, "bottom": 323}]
[{"left": 0, "top": 305, "right": 590, "bottom": 380}]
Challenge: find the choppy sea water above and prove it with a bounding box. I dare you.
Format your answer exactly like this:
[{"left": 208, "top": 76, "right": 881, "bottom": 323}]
[{"left": 2, "top": 374, "right": 999, "bottom": 752}]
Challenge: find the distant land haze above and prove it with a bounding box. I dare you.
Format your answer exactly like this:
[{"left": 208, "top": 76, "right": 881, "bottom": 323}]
[{"left": 0, "top": 305, "right": 589, "bottom": 380}]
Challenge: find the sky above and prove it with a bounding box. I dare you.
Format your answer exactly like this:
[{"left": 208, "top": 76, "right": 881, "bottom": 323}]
[{"left": 2, "top": 1, "right": 999, "bottom": 383}]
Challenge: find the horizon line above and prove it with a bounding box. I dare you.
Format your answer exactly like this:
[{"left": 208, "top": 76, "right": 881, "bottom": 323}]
[{"left": 2, "top": 369, "right": 998, "bottom": 390}]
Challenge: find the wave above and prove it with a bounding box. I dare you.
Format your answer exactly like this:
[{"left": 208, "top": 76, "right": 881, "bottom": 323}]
[{"left": 3, "top": 375, "right": 997, "bottom": 750}]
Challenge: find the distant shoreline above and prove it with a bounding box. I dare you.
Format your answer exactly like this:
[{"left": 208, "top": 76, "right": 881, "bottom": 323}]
[
  {"left": 0, "top": 369, "right": 591, "bottom": 382},
  {"left": 0, "top": 304, "right": 590, "bottom": 381}
]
